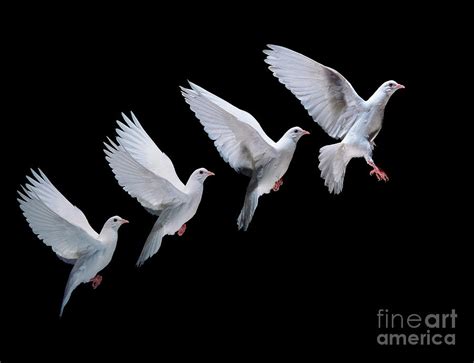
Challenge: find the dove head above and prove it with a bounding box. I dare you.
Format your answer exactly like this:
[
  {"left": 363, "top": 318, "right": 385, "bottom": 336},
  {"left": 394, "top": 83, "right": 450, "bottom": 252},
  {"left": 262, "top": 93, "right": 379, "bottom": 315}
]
[
  {"left": 285, "top": 127, "right": 310, "bottom": 143},
  {"left": 190, "top": 168, "right": 215, "bottom": 184},
  {"left": 382, "top": 80, "right": 405, "bottom": 95},
  {"left": 104, "top": 216, "right": 129, "bottom": 231}
]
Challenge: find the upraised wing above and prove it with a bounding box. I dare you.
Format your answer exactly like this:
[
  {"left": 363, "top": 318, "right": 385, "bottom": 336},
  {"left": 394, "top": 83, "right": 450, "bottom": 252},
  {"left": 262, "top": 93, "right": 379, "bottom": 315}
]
[
  {"left": 181, "top": 82, "right": 277, "bottom": 174},
  {"left": 18, "top": 169, "right": 100, "bottom": 260},
  {"left": 104, "top": 113, "right": 188, "bottom": 213},
  {"left": 264, "top": 44, "right": 365, "bottom": 139}
]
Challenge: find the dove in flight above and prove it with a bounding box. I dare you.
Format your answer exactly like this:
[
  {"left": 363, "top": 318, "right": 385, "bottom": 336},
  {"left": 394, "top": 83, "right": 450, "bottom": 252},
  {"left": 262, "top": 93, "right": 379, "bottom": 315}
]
[
  {"left": 264, "top": 44, "right": 404, "bottom": 194},
  {"left": 104, "top": 112, "right": 214, "bottom": 267},
  {"left": 17, "top": 169, "right": 129, "bottom": 317},
  {"left": 181, "top": 82, "right": 309, "bottom": 231}
]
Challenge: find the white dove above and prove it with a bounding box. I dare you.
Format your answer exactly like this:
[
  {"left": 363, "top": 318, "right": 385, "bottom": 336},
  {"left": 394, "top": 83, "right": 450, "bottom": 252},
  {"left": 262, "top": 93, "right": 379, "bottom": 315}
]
[
  {"left": 17, "top": 169, "right": 129, "bottom": 317},
  {"left": 181, "top": 82, "right": 310, "bottom": 231},
  {"left": 264, "top": 44, "right": 404, "bottom": 194},
  {"left": 104, "top": 112, "right": 214, "bottom": 267}
]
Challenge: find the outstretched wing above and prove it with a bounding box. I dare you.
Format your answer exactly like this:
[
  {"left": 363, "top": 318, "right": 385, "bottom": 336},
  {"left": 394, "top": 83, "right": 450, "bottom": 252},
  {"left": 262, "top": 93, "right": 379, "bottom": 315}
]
[
  {"left": 116, "top": 112, "right": 186, "bottom": 190},
  {"left": 181, "top": 82, "right": 277, "bottom": 174},
  {"left": 264, "top": 44, "right": 365, "bottom": 139},
  {"left": 105, "top": 113, "right": 188, "bottom": 213},
  {"left": 18, "top": 170, "right": 100, "bottom": 260}
]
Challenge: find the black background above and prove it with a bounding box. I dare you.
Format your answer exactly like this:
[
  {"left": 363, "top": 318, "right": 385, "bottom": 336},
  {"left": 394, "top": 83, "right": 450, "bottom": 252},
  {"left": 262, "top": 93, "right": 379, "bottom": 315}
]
[{"left": 1, "top": 4, "right": 471, "bottom": 362}]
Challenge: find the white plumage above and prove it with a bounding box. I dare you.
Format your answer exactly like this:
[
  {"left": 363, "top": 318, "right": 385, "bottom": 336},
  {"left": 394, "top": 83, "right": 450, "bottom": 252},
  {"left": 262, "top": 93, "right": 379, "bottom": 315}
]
[
  {"left": 104, "top": 112, "right": 214, "bottom": 266},
  {"left": 264, "top": 44, "right": 404, "bottom": 194},
  {"left": 181, "top": 82, "right": 309, "bottom": 231},
  {"left": 17, "top": 169, "right": 128, "bottom": 316}
]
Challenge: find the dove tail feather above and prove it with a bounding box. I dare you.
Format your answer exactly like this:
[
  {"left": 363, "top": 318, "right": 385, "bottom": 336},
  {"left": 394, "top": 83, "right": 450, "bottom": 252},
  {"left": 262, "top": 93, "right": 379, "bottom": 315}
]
[
  {"left": 237, "top": 186, "right": 260, "bottom": 231},
  {"left": 60, "top": 274, "right": 81, "bottom": 317},
  {"left": 318, "top": 142, "right": 349, "bottom": 194},
  {"left": 137, "top": 219, "right": 165, "bottom": 267}
]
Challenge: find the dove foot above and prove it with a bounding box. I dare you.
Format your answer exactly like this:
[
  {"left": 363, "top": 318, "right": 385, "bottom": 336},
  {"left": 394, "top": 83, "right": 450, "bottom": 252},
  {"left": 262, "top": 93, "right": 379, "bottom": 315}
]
[
  {"left": 273, "top": 178, "right": 284, "bottom": 192},
  {"left": 368, "top": 161, "right": 389, "bottom": 182},
  {"left": 90, "top": 275, "right": 102, "bottom": 289},
  {"left": 177, "top": 224, "right": 187, "bottom": 236}
]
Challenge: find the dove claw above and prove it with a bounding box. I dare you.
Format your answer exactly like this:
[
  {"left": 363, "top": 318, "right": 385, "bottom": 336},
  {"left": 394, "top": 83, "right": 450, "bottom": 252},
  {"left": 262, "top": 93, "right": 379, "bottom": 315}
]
[
  {"left": 368, "top": 161, "right": 389, "bottom": 182},
  {"left": 370, "top": 167, "right": 389, "bottom": 182},
  {"left": 90, "top": 275, "right": 102, "bottom": 289},
  {"left": 272, "top": 178, "right": 284, "bottom": 192},
  {"left": 177, "top": 223, "right": 187, "bottom": 236}
]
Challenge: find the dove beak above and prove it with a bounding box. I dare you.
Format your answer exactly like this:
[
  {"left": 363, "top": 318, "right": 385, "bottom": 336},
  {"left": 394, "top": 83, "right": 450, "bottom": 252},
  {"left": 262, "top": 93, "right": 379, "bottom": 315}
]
[
  {"left": 302, "top": 130, "right": 310, "bottom": 135},
  {"left": 121, "top": 219, "right": 129, "bottom": 224},
  {"left": 395, "top": 83, "right": 405, "bottom": 90},
  {"left": 207, "top": 171, "right": 215, "bottom": 176}
]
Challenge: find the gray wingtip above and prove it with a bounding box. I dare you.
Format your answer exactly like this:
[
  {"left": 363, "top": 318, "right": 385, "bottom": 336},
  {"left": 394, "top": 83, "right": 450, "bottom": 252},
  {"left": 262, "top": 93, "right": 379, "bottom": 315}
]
[
  {"left": 130, "top": 111, "right": 143, "bottom": 129},
  {"left": 103, "top": 137, "right": 117, "bottom": 155},
  {"left": 265, "top": 44, "right": 279, "bottom": 51},
  {"left": 30, "top": 168, "right": 41, "bottom": 180},
  {"left": 121, "top": 112, "right": 133, "bottom": 126},
  {"left": 188, "top": 80, "right": 199, "bottom": 91},
  {"left": 38, "top": 168, "right": 48, "bottom": 181},
  {"left": 180, "top": 83, "right": 198, "bottom": 98}
]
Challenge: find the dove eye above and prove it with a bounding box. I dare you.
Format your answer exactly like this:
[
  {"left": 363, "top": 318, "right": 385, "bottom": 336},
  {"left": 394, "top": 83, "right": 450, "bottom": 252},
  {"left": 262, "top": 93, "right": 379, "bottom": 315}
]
[
  {"left": 389, "top": 83, "right": 394, "bottom": 87},
  {"left": 113, "top": 218, "right": 117, "bottom": 222},
  {"left": 294, "top": 129, "right": 298, "bottom": 133},
  {"left": 199, "top": 170, "right": 203, "bottom": 174}
]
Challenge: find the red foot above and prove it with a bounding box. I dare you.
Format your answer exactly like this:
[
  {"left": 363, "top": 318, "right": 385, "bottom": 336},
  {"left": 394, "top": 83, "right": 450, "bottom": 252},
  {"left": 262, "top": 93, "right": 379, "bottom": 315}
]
[
  {"left": 177, "top": 223, "right": 187, "bottom": 236},
  {"left": 90, "top": 275, "right": 102, "bottom": 289},
  {"left": 273, "top": 178, "right": 284, "bottom": 192},
  {"left": 368, "top": 162, "right": 389, "bottom": 182}
]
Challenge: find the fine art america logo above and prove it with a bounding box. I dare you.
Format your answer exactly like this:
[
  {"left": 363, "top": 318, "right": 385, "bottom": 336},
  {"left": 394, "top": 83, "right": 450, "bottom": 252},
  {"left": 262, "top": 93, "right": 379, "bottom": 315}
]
[{"left": 376, "top": 309, "right": 457, "bottom": 346}]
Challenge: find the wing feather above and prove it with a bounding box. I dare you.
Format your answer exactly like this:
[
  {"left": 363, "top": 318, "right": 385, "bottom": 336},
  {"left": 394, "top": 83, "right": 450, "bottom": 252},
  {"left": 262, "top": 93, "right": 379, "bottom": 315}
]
[
  {"left": 104, "top": 114, "right": 188, "bottom": 213},
  {"left": 18, "top": 170, "right": 100, "bottom": 260},
  {"left": 181, "top": 82, "right": 277, "bottom": 173},
  {"left": 264, "top": 44, "right": 365, "bottom": 139}
]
